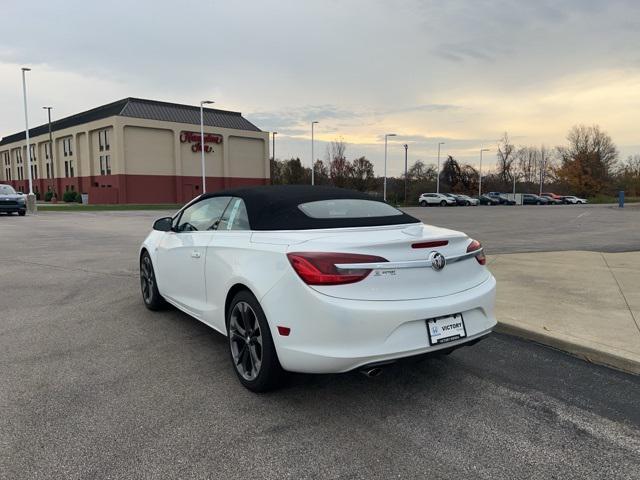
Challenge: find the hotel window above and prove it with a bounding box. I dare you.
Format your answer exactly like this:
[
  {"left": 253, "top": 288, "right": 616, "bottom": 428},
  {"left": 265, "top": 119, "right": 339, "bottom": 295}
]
[
  {"left": 45, "top": 142, "right": 51, "bottom": 160},
  {"left": 46, "top": 163, "right": 51, "bottom": 179},
  {"left": 105, "top": 155, "right": 111, "bottom": 175},
  {"left": 98, "top": 130, "right": 111, "bottom": 152},
  {"left": 70, "top": 160, "right": 74, "bottom": 177},
  {"left": 64, "top": 161, "right": 69, "bottom": 178},
  {"left": 63, "top": 137, "right": 73, "bottom": 157},
  {"left": 31, "top": 164, "right": 38, "bottom": 180},
  {"left": 29, "top": 144, "right": 36, "bottom": 161},
  {"left": 100, "top": 155, "right": 105, "bottom": 175}
]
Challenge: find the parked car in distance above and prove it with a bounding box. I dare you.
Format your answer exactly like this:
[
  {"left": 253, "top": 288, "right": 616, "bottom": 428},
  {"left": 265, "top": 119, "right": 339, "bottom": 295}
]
[
  {"left": 140, "top": 185, "right": 497, "bottom": 391},
  {"left": 456, "top": 194, "right": 480, "bottom": 206},
  {"left": 541, "top": 192, "right": 564, "bottom": 204},
  {"left": 419, "top": 193, "right": 457, "bottom": 207},
  {"left": 522, "top": 194, "right": 550, "bottom": 205},
  {"left": 486, "top": 192, "right": 516, "bottom": 205},
  {"left": 477, "top": 195, "right": 500, "bottom": 206},
  {"left": 561, "top": 195, "right": 587, "bottom": 204},
  {"left": 0, "top": 184, "right": 27, "bottom": 216}
]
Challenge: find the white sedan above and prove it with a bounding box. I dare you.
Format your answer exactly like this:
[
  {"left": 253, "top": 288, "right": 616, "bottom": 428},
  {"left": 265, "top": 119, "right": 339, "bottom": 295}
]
[
  {"left": 419, "top": 193, "right": 457, "bottom": 207},
  {"left": 140, "top": 186, "right": 497, "bottom": 391},
  {"left": 562, "top": 195, "right": 588, "bottom": 204}
]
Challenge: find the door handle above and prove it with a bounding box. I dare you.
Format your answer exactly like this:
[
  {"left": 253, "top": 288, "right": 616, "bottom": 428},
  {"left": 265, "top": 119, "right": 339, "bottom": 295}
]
[{"left": 191, "top": 251, "right": 201, "bottom": 259}]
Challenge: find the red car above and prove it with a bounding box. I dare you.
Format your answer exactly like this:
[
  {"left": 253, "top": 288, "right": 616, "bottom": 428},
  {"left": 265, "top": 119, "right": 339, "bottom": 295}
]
[{"left": 541, "top": 192, "right": 564, "bottom": 204}]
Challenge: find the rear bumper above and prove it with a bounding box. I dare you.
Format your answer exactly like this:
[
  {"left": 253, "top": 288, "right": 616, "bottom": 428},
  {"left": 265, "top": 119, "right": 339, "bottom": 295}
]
[{"left": 261, "top": 273, "right": 497, "bottom": 373}]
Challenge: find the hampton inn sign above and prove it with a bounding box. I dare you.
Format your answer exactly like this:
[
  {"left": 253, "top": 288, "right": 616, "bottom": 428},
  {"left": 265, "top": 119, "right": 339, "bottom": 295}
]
[
  {"left": 180, "top": 131, "right": 223, "bottom": 153},
  {"left": 0, "top": 97, "right": 270, "bottom": 204}
]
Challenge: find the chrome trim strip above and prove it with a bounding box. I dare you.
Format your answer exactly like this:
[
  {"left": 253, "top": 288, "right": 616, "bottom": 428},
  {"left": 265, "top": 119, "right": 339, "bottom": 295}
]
[{"left": 335, "top": 248, "right": 483, "bottom": 270}]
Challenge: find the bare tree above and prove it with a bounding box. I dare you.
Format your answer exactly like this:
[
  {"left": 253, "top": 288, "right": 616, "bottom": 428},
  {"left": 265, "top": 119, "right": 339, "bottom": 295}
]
[
  {"left": 326, "top": 138, "right": 347, "bottom": 164},
  {"left": 496, "top": 132, "right": 515, "bottom": 187}
]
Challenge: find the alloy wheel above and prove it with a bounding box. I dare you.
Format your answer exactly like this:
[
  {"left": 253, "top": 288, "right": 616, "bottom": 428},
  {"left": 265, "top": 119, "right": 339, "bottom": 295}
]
[
  {"left": 229, "top": 301, "right": 263, "bottom": 381},
  {"left": 140, "top": 255, "right": 154, "bottom": 304}
]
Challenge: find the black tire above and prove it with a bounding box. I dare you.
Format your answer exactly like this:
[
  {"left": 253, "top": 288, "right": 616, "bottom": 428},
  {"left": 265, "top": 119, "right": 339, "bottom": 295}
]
[
  {"left": 226, "top": 290, "right": 285, "bottom": 392},
  {"left": 18, "top": 210, "right": 26, "bottom": 216},
  {"left": 465, "top": 201, "right": 470, "bottom": 206},
  {"left": 420, "top": 200, "right": 427, "bottom": 207},
  {"left": 440, "top": 200, "right": 447, "bottom": 207},
  {"left": 140, "top": 251, "right": 167, "bottom": 311}
]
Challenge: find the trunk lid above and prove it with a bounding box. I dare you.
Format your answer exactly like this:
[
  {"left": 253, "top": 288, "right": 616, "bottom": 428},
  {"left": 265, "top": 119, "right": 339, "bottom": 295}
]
[{"left": 280, "top": 223, "right": 489, "bottom": 301}]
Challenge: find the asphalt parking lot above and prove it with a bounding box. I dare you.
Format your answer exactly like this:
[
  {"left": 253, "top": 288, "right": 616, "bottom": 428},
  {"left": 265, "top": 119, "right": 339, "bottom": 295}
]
[
  {"left": 406, "top": 203, "right": 640, "bottom": 254},
  {"left": 1, "top": 206, "right": 639, "bottom": 479}
]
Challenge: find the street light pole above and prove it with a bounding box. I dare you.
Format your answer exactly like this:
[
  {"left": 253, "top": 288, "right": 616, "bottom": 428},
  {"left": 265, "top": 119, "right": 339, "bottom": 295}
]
[
  {"left": 384, "top": 133, "right": 396, "bottom": 201},
  {"left": 478, "top": 148, "right": 489, "bottom": 197},
  {"left": 199, "top": 100, "right": 214, "bottom": 194},
  {"left": 272, "top": 132, "right": 277, "bottom": 162},
  {"left": 43, "top": 107, "right": 54, "bottom": 195},
  {"left": 21, "top": 67, "right": 36, "bottom": 214},
  {"left": 403, "top": 144, "right": 408, "bottom": 205},
  {"left": 311, "top": 121, "right": 318, "bottom": 185},
  {"left": 436, "top": 141, "right": 444, "bottom": 193},
  {"left": 21, "top": 68, "right": 33, "bottom": 195}
]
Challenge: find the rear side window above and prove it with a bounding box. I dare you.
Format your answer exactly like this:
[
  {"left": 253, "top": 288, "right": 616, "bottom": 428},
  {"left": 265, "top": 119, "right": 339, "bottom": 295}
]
[
  {"left": 218, "top": 198, "right": 250, "bottom": 230},
  {"left": 298, "top": 199, "right": 403, "bottom": 219}
]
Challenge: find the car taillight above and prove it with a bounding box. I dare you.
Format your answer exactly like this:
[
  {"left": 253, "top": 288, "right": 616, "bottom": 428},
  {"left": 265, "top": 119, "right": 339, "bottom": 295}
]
[
  {"left": 286, "top": 252, "right": 387, "bottom": 285},
  {"left": 467, "top": 240, "right": 486, "bottom": 265}
]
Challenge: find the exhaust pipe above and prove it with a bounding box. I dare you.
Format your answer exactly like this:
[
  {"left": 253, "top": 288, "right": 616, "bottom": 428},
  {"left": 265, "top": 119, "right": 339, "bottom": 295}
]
[{"left": 361, "top": 367, "right": 383, "bottom": 378}]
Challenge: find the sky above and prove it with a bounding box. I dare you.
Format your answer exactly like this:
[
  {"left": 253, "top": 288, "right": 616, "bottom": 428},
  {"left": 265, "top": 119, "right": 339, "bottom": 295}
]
[{"left": 1, "top": 0, "right": 639, "bottom": 176}]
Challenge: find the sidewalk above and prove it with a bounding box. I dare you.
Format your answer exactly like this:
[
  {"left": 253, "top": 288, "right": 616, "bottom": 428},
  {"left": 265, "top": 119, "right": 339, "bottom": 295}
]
[{"left": 489, "top": 250, "right": 640, "bottom": 375}]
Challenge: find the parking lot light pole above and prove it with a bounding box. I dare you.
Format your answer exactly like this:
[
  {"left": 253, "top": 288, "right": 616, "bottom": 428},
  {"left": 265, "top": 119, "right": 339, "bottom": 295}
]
[
  {"left": 478, "top": 148, "right": 489, "bottom": 197},
  {"left": 384, "top": 133, "right": 397, "bottom": 201},
  {"left": 311, "top": 121, "right": 318, "bottom": 185},
  {"left": 199, "top": 100, "right": 214, "bottom": 194},
  {"left": 403, "top": 144, "right": 408, "bottom": 205},
  {"left": 272, "top": 132, "right": 277, "bottom": 162},
  {"left": 436, "top": 142, "right": 444, "bottom": 193},
  {"left": 21, "top": 67, "right": 37, "bottom": 214}
]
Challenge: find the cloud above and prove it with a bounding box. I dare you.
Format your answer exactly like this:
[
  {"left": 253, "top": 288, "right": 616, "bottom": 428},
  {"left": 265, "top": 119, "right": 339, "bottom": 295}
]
[{"left": 1, "top": 0, "right": 639, "bottom": 177}]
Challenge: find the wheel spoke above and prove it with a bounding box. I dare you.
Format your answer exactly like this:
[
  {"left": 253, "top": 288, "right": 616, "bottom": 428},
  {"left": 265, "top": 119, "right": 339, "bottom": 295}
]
[
  {"left": 249, "top": 345, "right": 260, "bottom": 370},
  {"left": 245, "top": 345, "right": 254, "bottom": 375},
  {"left": 235, "top": 344, "right": 247, "bottom": 366}
]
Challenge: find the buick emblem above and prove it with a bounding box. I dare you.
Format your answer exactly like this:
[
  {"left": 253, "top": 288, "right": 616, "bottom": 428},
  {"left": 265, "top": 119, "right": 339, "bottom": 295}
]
[{"left": 429, "top": 252, "right": 446, "bottom": 271}]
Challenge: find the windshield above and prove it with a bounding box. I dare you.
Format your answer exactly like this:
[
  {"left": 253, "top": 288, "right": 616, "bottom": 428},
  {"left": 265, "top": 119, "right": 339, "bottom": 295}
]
[
  {"left": 298, "top": 199, "right": 403, "bottom": 219},
  {"left": 0, "top": 185, "right": 17, "bottom": 195}
]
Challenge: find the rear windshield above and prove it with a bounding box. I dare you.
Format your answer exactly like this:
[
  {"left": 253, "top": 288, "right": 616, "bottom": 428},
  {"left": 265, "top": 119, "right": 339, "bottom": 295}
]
[{"left": 298, "top": 199, "right": 403, "bottom": 219}]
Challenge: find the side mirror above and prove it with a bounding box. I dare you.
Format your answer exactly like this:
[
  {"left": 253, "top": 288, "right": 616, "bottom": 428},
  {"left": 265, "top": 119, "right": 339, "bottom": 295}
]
[{"left": 153, "top": 216, "right": 173, "bottom": 232}]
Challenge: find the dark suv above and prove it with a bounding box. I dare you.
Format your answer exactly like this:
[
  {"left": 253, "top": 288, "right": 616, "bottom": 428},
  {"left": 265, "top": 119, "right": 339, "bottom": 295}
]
[
  {"left": 522, "top": 194, "right": 549, "bottom": 205},
  {"left": 487, "top": 192, "right": 516, "bottom": 205},
  {"left": 0, "top": 184, "right": 27, "bottom": 216}
]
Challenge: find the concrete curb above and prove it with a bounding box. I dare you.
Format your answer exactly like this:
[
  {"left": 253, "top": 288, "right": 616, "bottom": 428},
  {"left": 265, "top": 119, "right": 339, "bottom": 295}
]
[{"left": 495, "top": 322, "right": 640, "bottom": 376}]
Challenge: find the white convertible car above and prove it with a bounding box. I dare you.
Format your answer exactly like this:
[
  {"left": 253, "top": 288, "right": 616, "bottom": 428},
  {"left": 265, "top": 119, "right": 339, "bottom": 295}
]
[{"left": 140, "top": 186, "right": 496, "bottom": 391}]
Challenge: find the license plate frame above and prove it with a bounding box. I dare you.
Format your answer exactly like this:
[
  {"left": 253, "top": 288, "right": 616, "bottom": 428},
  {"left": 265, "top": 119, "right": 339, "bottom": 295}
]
[{"left": 426, "top": 314, "right": 467, "bottom": 346}]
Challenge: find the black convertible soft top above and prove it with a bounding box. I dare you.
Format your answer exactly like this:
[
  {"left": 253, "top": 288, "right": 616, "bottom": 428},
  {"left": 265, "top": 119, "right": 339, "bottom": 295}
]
[{"left": 200, "top": 185, "right": 419, "bottom": 230}]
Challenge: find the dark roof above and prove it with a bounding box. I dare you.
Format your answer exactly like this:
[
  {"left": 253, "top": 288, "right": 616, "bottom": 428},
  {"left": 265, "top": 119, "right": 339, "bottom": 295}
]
[
  {"left": 201, "top": 185, "right": 420, "bottom": 231},
  {"left": 0, "top": 97, "right": 261, "bottom": 146}
]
